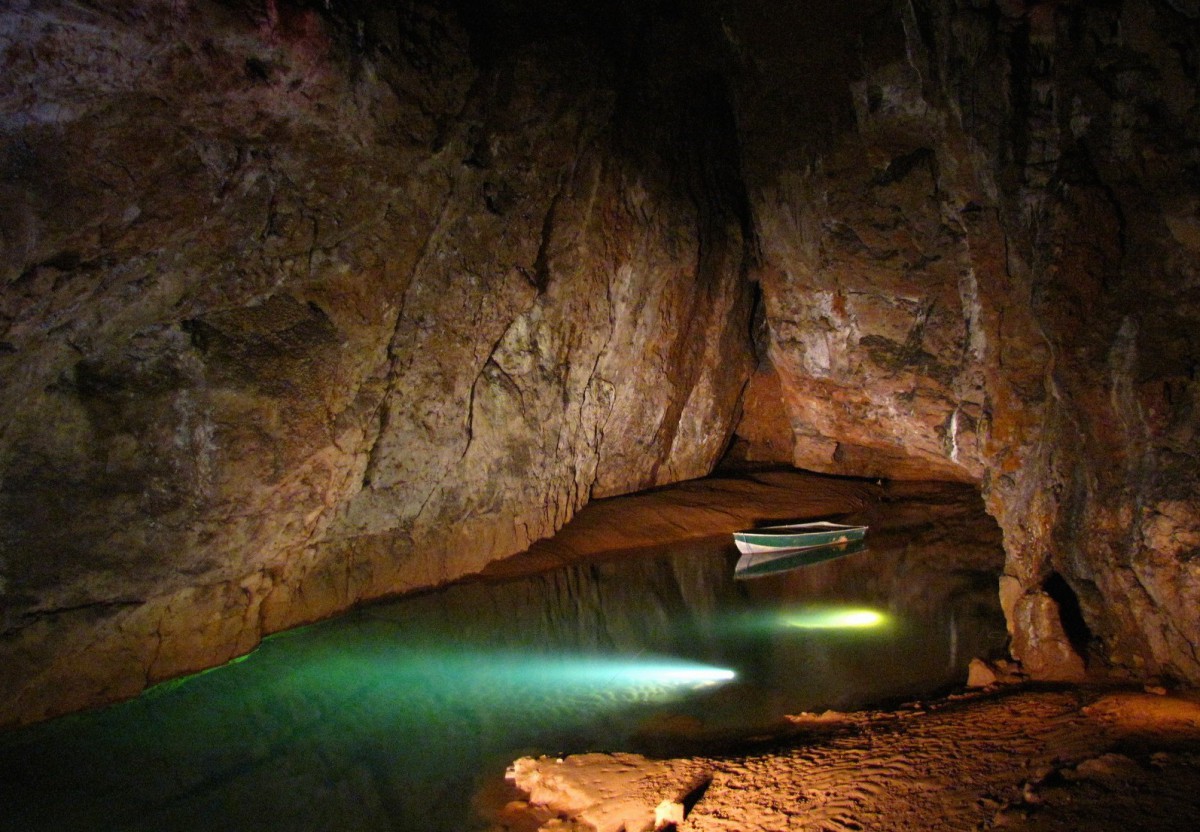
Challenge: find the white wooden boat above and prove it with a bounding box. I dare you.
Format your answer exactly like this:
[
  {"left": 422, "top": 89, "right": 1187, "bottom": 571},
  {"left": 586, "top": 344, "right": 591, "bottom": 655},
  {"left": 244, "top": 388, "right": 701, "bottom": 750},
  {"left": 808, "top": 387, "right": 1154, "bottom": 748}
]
[{"left": 732, "top": 521, "right": 868, "bottom": 555}]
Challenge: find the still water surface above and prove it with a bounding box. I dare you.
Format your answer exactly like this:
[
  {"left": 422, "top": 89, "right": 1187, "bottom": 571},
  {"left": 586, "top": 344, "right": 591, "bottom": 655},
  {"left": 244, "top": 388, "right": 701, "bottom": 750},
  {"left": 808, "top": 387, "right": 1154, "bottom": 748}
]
[{"left": 0, "top": 514, "right": 1005, "bottom": 831}]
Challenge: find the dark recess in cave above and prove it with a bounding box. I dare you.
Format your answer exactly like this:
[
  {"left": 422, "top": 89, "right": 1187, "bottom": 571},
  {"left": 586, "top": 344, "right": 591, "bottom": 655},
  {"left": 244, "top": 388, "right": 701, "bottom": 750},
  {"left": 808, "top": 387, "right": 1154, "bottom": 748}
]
[{"left": 1043, "top": 571, "right": 1093, "bottom": 659}]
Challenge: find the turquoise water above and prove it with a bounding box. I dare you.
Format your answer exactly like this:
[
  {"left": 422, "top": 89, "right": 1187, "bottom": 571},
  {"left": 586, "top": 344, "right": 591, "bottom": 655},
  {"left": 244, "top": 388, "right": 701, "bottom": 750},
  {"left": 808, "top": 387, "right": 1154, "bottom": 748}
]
[{"left": 0, "top": 528, "right": 1005, "bottom": 831}]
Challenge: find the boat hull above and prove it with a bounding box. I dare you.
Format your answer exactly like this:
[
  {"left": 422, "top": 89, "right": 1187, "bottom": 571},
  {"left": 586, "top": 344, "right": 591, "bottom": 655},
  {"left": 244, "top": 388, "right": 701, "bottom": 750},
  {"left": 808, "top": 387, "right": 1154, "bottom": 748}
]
[{"left": 732, "top": 522, "right": 867, "bottom": 556}]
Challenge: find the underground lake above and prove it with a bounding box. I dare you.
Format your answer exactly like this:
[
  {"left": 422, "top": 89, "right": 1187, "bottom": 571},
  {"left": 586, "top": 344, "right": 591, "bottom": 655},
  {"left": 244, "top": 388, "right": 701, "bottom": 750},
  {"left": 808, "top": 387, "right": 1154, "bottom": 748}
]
[{"left": 0, "top": 484, "right": 1007, "bottom": 831}]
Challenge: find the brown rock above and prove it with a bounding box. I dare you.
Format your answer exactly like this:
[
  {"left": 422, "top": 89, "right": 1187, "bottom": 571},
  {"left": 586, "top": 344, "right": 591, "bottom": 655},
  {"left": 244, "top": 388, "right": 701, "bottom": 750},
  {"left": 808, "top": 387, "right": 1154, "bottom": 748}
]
[
  {"left": 1009, "top": 591, "right": 1088, "bottom": 683},
  {"left": 0, "top": 1, "right": 753, "bottom": 725},
  {"left": 967, "top": 658, "right": 1000, "bottom": 689},
  {"left": 726, "top": 0, "right": 1200, "bottom": 686}
]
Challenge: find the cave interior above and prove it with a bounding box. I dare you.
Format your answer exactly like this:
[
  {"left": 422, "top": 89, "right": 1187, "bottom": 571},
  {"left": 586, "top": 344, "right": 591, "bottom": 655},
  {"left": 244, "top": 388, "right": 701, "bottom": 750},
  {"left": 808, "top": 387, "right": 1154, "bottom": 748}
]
[{"left": 2, "top": 0, "right": 1200, "bottom": 829}]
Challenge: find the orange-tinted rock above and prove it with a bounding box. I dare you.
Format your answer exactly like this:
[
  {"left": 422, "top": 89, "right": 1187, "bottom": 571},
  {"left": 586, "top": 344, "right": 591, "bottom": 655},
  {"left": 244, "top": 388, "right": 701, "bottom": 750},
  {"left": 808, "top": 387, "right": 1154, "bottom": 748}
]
[
  {"left": 727, "top": 0, "right": 1200, "bottom": 686},
  {"left": 0, "top": 1, "right": 752, "bottom": 726},
  {"left": 727, "top": 361, "right": 796, "bottom": 465},
  {"left": 1000, "top": 577, "right": 1087, "bottom": 683}
]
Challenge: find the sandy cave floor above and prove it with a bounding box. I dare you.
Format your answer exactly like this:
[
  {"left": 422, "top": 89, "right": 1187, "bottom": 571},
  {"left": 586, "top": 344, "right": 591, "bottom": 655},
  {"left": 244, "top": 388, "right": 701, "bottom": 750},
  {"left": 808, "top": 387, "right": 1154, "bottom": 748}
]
[{"left": 482, "top": 684, "right": 1200, "bottom": 831}]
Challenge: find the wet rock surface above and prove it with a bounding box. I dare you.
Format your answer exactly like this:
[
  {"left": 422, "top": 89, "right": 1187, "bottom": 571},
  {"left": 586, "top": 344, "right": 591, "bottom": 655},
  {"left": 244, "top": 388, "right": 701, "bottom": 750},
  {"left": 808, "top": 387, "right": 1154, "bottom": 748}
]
[{"left": 494, "top": 689, "right": 1200, "bottom": 832}]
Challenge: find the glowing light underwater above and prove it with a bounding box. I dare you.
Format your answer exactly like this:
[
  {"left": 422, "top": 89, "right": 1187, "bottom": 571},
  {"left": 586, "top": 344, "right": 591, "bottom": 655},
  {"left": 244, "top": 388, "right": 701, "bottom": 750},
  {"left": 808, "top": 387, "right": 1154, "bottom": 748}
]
[
  {"left": 572, "top": 661, "right": 738, "bottom": 686},
  {"left": 782, "top": 606, "right": 890, "bottom": 630},
  {"left": 447, "top": 653, "right": 739, "bottom": 690},
  {"left": 306, "top": 647, "right": 741, "bottom": 702}
]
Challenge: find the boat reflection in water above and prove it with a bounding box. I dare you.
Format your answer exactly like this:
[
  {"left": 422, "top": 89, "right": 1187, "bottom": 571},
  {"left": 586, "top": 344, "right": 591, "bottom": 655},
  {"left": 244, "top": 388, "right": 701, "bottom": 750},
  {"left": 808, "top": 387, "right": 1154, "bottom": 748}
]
[{"left": 734, "top": 538, "right": 870, "bottom": 579}]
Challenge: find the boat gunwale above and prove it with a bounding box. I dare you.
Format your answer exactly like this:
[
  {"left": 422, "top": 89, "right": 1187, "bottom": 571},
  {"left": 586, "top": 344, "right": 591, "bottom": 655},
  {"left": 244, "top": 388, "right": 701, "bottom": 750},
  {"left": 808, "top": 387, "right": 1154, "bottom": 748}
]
[{"left": 733, "top": 522, "right": 868, "bottom": 541}]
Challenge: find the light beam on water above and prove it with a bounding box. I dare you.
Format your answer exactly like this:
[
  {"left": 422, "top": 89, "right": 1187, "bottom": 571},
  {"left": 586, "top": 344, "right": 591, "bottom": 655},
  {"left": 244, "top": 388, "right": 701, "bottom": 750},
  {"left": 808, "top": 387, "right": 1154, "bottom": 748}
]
[{"left": 782, "top": 606, "right": 890, "bottom": 630}]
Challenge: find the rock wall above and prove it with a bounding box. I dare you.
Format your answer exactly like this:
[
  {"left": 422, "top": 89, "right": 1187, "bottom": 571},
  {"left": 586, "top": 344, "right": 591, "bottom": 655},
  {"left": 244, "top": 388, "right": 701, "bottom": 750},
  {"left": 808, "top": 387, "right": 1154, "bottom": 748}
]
[
  {"left": 727, "top": 0, "right": 1200, "bottom": 683},
  {"left": 0, "top": 0, "right": 753, "bottom": 725},
  {"left": 2, "top": 0, "right": 1198, "bottom": 727}
]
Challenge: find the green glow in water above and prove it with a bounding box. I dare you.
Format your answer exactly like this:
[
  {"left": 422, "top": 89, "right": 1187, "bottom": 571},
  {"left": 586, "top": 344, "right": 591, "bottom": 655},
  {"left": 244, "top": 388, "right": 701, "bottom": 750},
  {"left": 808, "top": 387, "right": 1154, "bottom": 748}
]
[
  {"left": 142, "top": 650, "right": 255, "bottom": 699},
  {"left": 508, "top": 656, "right": 737, "bottom": 689},
  {"left": 782, "top": 606, "right": 890, "bottom": 630},
  {"left": 287, "top": 644, "right": 737, "bottom": 702}
]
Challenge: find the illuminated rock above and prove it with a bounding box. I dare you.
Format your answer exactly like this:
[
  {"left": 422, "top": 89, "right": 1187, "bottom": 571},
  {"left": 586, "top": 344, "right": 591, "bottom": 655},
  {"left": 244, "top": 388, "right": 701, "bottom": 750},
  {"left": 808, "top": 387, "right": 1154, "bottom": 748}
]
[
  {"left": 506, "top": 754, "right": 710, "bottom": 832},
  {"left": 1, "top": 0, "right": 1199, "bottom": 727},
  {"left": 725, "top": 0, "right": 1200, "bottom": 686},
  {"left": 0, "top": 0, "right": 752, "bottom": 726},
  {"left": 966, "top": 659, "right": 999, "bottom": 689}
]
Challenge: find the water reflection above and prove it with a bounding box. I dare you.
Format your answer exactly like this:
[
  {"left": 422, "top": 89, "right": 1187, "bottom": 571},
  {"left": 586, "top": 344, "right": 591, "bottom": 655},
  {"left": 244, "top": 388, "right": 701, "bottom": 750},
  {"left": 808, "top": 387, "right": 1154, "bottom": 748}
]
[
  {"left": 780, "top": 605, "right": 890, "bottom": 629},
  {"left": 734, "top": 538, "right": 868, "bottom": 577},
  {"left": 0, "top": 501, "right": 1006, "bottom": 832}
]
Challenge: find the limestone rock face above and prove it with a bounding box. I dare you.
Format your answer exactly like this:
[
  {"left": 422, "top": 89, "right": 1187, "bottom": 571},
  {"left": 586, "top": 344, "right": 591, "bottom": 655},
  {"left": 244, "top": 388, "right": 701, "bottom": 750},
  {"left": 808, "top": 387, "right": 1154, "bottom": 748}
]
[
  {"left": 727, "top": 1, "right": 1006, "bottom": 483},
  {"left": 727, "top": 0, "right": 1200, "bottom": 683},
  {"left": 0, "top": 0, "right": 752, "bottom": 725},
  {"left": 3, "top": 0, "right": 1200, "bottom": 727}
]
